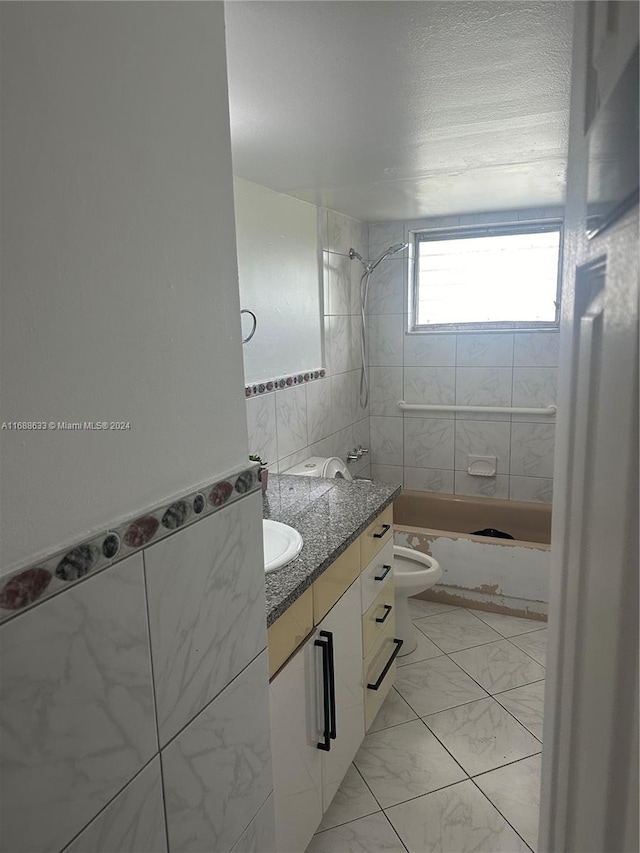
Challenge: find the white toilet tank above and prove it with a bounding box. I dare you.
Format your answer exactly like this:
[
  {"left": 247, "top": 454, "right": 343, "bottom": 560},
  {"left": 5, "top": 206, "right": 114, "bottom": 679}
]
[{"left": 285, "top": 456, "right": 353, "bottom": 480}]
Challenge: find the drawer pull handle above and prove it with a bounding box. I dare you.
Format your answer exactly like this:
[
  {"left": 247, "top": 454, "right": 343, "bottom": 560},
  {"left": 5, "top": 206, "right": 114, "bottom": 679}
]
[
  {"left": 375, "top": 604, "right": 393, "bottom": 624},
  {"left": 315, "top": 632, "right": 332, "bottom": 751},
  {"left": 373, "top": 524, "right": 391, "bottom": 539},
  {"left": 367, "top": 638, "right": 404, "bottom": 690},
  {"left": 374, "top": 564, "right": 392, "bottom": 581},
  {"left": 325, "top": 630, "right": 337, "bottom": 741}
]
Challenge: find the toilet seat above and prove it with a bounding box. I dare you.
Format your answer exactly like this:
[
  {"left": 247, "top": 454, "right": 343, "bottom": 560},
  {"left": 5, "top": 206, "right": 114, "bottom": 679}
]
[
  {"left": 393, "top": 546, "right": 442, "bottom": 593},
  {"left": 321, "top": 457, "right": 352, "bottom": 480},
  {"left": 285, "top": 456, "right": 353, "bottom": 480}
]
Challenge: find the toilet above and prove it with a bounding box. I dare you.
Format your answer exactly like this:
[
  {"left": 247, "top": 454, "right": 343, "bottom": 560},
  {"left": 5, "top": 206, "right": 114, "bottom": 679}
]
[
  {"left": 286, "top": 456, "right": 444, "bottom": 655},
  {"left": 285, "top": 456, "right": 352, "bottom": 479},
  {"left": 392, "top": 546, "right": 443, "bottom": 655}
]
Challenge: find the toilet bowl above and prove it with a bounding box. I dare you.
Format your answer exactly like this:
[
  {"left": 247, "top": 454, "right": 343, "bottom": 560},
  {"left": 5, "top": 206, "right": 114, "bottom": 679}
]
[
  {"left": 393, "top": 546, "right": 443, "bottom": 655},
  {"left": 285, "top": 456, "right": 353, "bottom": 480}
]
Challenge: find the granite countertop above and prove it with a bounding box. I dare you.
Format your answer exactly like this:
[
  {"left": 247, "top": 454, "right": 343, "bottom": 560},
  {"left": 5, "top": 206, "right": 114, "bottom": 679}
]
[{"left": 263, "top": 474, "right": 401, "bottom": 627}]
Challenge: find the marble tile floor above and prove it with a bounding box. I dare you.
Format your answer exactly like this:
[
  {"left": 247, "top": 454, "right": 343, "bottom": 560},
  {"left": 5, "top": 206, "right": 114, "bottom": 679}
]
[{"left": 307, "top": 600, "right": 547, "bottom": 853}]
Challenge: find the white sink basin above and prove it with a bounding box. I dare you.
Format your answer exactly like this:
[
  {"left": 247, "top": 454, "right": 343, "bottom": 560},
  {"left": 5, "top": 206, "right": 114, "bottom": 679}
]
[{"left": 263, "top": 520, "right": 303, "bottom": 574}]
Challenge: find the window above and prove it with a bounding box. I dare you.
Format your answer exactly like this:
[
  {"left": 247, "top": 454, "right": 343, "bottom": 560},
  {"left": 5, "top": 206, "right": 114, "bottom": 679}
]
[{"left": 411, "top": 223, "right": 562, "bottom": 331}]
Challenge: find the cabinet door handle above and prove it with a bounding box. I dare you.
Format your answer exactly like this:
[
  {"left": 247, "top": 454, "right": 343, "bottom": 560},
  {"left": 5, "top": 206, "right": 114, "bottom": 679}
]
[
  {"left": 323, "top": 630, "right": 337, "bottom": 741},
  {"left": 367, "top": 638, "right": 404, "bottom": 690},
  {"left": 314, "top": 634, "right": 331, "bottom": 751},
  {"left": 373, "top": 523, "right": 391, "bottom": 539},
  {"left": 375, "top": 604, "right": 393, "bottom": 624},
  {"left": 374, "top": 564, "right": 392, "bottom": 581}
]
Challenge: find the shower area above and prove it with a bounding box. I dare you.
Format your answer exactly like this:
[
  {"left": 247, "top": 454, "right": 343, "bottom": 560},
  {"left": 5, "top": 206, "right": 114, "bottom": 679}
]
[
  {"left": 348, "top": 241, "right": 407, "bottom": 409},
  {"left": 348, "top": 213, "right": 559, "bottom": 617}
]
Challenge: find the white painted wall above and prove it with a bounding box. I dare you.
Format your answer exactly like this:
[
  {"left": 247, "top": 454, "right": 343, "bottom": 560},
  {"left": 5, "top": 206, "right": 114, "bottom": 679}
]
[
  {"left": 0, "top": 3, "right": 248, "bottom": 576},
  {"left": 234, "top": 178, "right": 323, "bottom": 383}
]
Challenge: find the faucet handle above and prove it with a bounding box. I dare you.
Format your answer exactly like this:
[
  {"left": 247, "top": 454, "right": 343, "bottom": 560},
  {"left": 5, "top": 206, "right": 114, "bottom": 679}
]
[
  {"left": 346, "top": 450, "right": 359, "bottom": 462},
  {"left": 356, "top": 445, "right": 369, "bottom": 456}
]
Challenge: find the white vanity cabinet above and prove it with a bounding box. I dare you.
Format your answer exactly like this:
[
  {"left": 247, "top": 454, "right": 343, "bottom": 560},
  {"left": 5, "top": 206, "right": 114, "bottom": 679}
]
[
  {"left": 319, "top": 578, "right": 365, "bottom": 807},
  {"left": 269, "top": 577, "right": 363, "bottom": 853},
  {"left": 269, "top": 627, "right": 322, "bottom": 853},
  {"left": 267, "top": 502, "right": 397, "bottom": 851}
]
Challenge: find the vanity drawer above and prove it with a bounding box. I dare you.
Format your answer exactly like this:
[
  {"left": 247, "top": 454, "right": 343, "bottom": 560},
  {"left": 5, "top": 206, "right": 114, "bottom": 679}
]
[
  {"left": 361, "top": 539, "right": 394, "bottom": 614},
  {"left": 267, "top": 586, "right": 313, "bottom": 679},
  {"left": 363, "top": 624, "right": 400, "bottom": 731},
  {"left": 359, "top": 504, "right": 393, "bottom": 570},
  {"left": 361, "top": 580, "right": 395, "bottom": 659},
  {"left": 313, "top": 538, "right": 360, "bottom": 625}
]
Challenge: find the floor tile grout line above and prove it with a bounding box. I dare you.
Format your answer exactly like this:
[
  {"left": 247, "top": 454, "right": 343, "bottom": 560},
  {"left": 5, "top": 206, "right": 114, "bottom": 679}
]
[
  {"left": 413, "top": 625, "right": 505, "bottom": 654},
  {"left": 313, "top": 806, "right": 382, "bottom": 836},
  {"left": 509, "top": 636, "right": 548, "bottom": 668},
  {"left": 412, "top": 611, "right": 524, "bottom": 654},
  {"left": 381, "top": 777, "right": 472, "bottom": 812},
  {"left": 493, "top": 676, "right": 546, "bottom": 697},
  {"left": 355, "top": 709, "right": 473, "bottom": 811},
  {"left": 396, "top": 656, "right": 445, "bottom": 669},
  {"left": 393, "top": 669, "right": 491, "bottom": 720},
  {"left": 447, "top": 652, "right": 546, "bottom": 698},
  {"left": 470, "top": 750, "right": 543, "bottom": 781},
  {"left": 367, "top": 698, "right": 476, "bottom": 786},
  {"left": 350, "top": 754, "right": 389, "bottom": 815},
  {"left": 400, "top": 641, "right": 547, "bottom": 745},
  {"left": 410, "top": 601, "right": 547, "bottom": 637},
  {"left": 369, "top": 775, "right": 474, "bottom": 814},
  {"left": 405, "top": 616, "right": 546, "bottom": 699},
  {"left": 419, "top": 706, "right": 541, "bottom": 778},
  {"left": 380, "top": 810, "right": 411, "bottom": 853},
  {"left": 491, "top": 702, "right": 544, "bottom": 745},
  {"left": 351, "top": 761, "right": 384, "bottom": 814},
  {"left": 420, "top": 622, "right": 547, "bottom": 693},
  {"left": 461, "top": 606, "right": 548, "bottom": 637},
  {"left": 335, "top": 731, "right": 541, "bottom": 845},
  {"left": 492, "top": 678, "right": 546, "bottom": 744},
  {"left": 413, "top": 715, "right": 475, "bottom": 782},
  {"left": 469, "top": 775, "right": 537, "bottom": 853},
  {"left": 316, "top": 630, "right": 544, "bottom": 848},
  {"left": 406, "top": 604, "right": 458, "bottom": 619},
  {"left": 333, "top": 609, "right": 544, "bottom": 851},
  {"left": 414, "top": 605, "right": 546, "bottom": 645}
]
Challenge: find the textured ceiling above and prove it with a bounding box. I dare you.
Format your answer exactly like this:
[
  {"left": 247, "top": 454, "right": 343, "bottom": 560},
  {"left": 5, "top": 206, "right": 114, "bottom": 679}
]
[{"left": 225, "top": 1, "right": 573, "bottom": 222}]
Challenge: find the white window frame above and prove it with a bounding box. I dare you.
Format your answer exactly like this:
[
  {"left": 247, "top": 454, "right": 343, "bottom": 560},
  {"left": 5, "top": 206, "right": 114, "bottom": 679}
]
[{"left": 409, "top": 221, "right": 564, "bottom": 333}]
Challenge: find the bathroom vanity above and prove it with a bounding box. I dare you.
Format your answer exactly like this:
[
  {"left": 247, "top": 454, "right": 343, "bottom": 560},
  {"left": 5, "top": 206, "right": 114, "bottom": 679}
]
[{"left": 263, "top": 474, "right": 400, "bottom": 852}]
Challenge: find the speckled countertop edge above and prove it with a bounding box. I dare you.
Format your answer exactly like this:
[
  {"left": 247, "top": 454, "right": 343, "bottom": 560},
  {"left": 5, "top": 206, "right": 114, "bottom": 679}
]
[{"left": 263, "top": 475, "right": 401, "bottom": 627}]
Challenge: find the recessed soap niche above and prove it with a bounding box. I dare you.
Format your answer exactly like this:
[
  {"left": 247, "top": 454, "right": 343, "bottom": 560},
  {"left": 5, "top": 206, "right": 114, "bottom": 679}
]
[{"left": 467, "top": 455, "right": 497, "bottom": 477}]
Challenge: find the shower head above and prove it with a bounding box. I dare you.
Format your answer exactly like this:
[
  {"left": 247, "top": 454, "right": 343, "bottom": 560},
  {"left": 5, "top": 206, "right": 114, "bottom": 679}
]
[
  {"left": 349, "top": 242, "right": 408, "bottom": 273},
  {"left": 369, "top": 241, "right": 408, "bottom": 272}
]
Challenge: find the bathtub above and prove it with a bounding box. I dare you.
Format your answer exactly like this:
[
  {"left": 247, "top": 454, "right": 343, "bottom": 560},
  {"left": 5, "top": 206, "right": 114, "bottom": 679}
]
[{"left": 393, "top": 490, "right": 551, "bottom": 620}]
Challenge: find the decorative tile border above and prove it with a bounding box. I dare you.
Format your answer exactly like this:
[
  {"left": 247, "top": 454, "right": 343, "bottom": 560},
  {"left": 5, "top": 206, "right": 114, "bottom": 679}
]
[
  {"left": 244, "top": 367, "right": 326, "bottom": 398},
  {"left": 0, "top": 465, "right": 261, "bottom": 625}
]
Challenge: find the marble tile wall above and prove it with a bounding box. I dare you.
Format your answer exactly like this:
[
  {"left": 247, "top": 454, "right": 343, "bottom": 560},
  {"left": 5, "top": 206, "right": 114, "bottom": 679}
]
[
  {"left": 246, "top": 208, "right": 372, "bottom": 479},
  {"left": 0, "top": 487, "right": 273, "bottom": 853},
  {"left": 367, "top": 209, "right": 561, "bottom": 504}
]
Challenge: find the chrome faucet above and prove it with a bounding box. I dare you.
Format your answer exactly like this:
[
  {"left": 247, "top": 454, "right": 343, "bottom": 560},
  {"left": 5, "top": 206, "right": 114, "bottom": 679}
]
[{"left": 346, "top": 445, "right": 369, "bottom": 463}]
